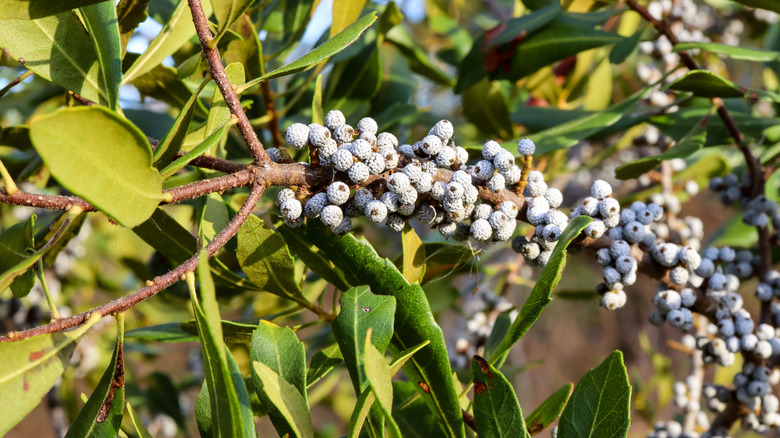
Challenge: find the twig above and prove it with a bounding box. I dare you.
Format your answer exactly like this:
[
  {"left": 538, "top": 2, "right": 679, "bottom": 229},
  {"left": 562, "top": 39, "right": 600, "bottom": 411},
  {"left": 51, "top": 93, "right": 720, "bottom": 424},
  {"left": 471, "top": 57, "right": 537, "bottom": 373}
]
[
  {"left": 0, "top": 180, "right": 267, "bottom": 342},
  {"left": 261, "top": 81, "right": 283, "bottom": 148},
  {"left": 0, "top": 69, "right": 33, "bottom": 98},
  {"left": 187, "top": 0, "right": 273, "bottom": 167}
]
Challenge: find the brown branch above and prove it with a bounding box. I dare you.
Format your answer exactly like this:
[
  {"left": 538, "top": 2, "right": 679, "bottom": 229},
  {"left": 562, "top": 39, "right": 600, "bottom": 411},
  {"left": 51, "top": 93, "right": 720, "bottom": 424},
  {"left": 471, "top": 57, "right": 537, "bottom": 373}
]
[
  {"left": 0, "top": 180, "right": 267, "bottom": 342},
  {"left": 187, "top": 0, "right": 272, "bottom": 167},
  {"left": 0, "top": 70, "right": 33, "bottom": 98},
  {"left": 261, "top": 81, "right": 284, "bottom": 148}
]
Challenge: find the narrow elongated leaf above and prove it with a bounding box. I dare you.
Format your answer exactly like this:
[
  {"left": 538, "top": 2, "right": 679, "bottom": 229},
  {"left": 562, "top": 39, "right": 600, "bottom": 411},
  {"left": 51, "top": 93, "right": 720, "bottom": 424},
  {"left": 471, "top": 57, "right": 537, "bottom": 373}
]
[
  {"left": 462, "top": 78, "right": 516, "bottom": 139},
  {"left": 65, "top": 314, "right": 126, "bottom": 438},
  {"left": 122, "top": 0, "right": 213, "bottom": 84},
  {"left": 525, "top": 383, "right": 572, "bottom": 435},
  {"left": 311, "top": 74, "right": 324, "bottom": 125},
  {"left": 490, "top": 216, "right": 593, "bottom": 363},
  {"left": 237, "top": 214, "right": 303, "bottom": 300},
  {"left": 615, "top": 113, "right": 709, "bottom": 180},
  {"left": 331, "top": 0, "right": 367, "bottom": 37},
  {"left": 472, "top": 355, "right": 530, "bottom": 438},
  {"left": 332, "top": 286, "right": 396, "bottom": 393},
  {"left": 240, "top": 12, "right": 378, "bottom": 91},
  {"left": 126, "top": 322, "right": 197, "bottom": 343},
  {"left": 348, "top": 386, "right": 377, "bottom": 438},
  {"left": 392, "top": 381, "right": 447, "bottom": 438},
  {"left": 0, "top": 214, "right": 36, "bottom": 297},
  {"left": 731, "top": 0, "right": 780, "bottom": 13},
  {"left": 211, "top": 0, "right": 254, "bottom": 42},
  {"left": 307, "top": 343, "right": 343, "bottom": 387},
  {"left": 303, "top": 222, "right": 464, "bottom": 438},
  {"left": 180, "top": 319, "right": 256, "bottom": 344},
  {"left": 132, "top": 64, "right": 208, "bottom": 117},
  {"left": 250, "top": 321, "right": 307, "bottom": 401},
  {"left": 668, "top": 70, "right": 744, "bottom": 98},
  {"left": 364, "top": 331, "right": 401, "bottom": 437},
  {"left": 153, "top": 76, "right": 212, "bottom": 168},
  {"left": 117, "top": 0, "right": 152, "bottom": 56},
  {"left": 126, "top": 401, "right": 153, "bottom": 438},
  {"left": 401, "top": 225, "right": 425, "bottom": 285},
  {"left": 385, "top": 26, "right": 454, "bottom": 87},
  {"left": 674, "top": 42, "right": 780, "bottom": 62},
  {"left": 198, "top": 193, "right": 229, "bottom": 245},
  {"left": 189, "top": 252, "right": 253, "bottom": 438},
  {"left": 29, "top": 107, "right": 163, "bottom": 227},
  {"left": 0, "top": 0, "right": 108, "bottom": 19},
  {"left": 203, "top": 62, "right": 244, "bottom": 155},
  {"left": 558, "top": 351, "right": 631, "bottom": 437},
  {"left": 160, "top": 119, "right": 236, "bottom": 178},
  {"left": 609, "top": 29, "right": 642, "bottom": 64},
  {"left": 0, "top": 313, "right": 102, "bottom": 435},
  {"left": 491, "top": 4, "right": 561, "bottom": 47},
  {"left": 80, "top": 1, "right": 122, "bottom": 110},
  {"left": 252, "top": 361, "right": 314, "bottom": 438},
  {"left": 276, "top": 223, "right": 350, "bottom": 291},
  {"left": 505, "top": 26, "right": 624, "bottom": 80},
  {"left": 0, "top": 12, "right": 110, "bottom": 105},
  {"left": 194, "top": 348, "right": 257, "bottom": 437},
  {"left": 388, "top": 340, "right": 430, "bottom": 375}
]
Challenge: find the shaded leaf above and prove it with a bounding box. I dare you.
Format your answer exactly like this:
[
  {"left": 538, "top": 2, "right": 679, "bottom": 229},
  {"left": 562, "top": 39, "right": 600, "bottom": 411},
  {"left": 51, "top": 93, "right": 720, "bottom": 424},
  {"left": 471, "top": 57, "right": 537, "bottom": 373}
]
[
  {"left": 385, "top": 26, "right": 454, "bottom": 87},
  {"left": 525, "top": 383, "right": 572, "bottom": 436},
  {"left": 0, "top": 313, "right": 102, "bottom": 435},
  {"left": 304, "top": 223, "right": 464, "bottom": 438},
  {"left": 194, "top": 348, "right": 256, "bottom": 437},
  {"left": 332, "top": 286, "right": 396, "bottom": 393},
  {"left": 211, "top": 0, "right": 254, "bottom": 43},
  {"left": 125, "top": 322, "right": 198, "bottom": 343},
  {"left": 188, "top": 252, "right": 253, "bottom": 437},
  {"left": 122, "top": 0, "right": 213, "bottom": 84},
  {"left": 615, "top": 113, "right": 709, "bottom": 180},
  {"left": 0, "top": 214, "right": 36, "bottom": 298},
  {"left": 180, "top": 319, "right": 256, "bottom": 344},
  {"left": 307, "top": 343, "right": 343, "bottom": 387},
  {"left": 609, "top": 29, "right": 643, "bottom": 64},
  {"left": 117, "top": 0, "right": 152, "bottom": 56},
  {"left": 0, "top": 0, "right": 108, "bottom": 19},
  {"left": 237, "top": 214, "right": 303, "bottom": 300},
  {"left": 392, "top": 381, "right": 447, "bottom": 438},
  {"left": 276, "top": 222, "right": 350, "bottom": 291},
  {"left": 29, "top": 107, "right": 163, "bottom": 227},
  {"left": 252, "top": 361, "right": 314, "bottom": 438},
  {"left": 0, "top": 12, "right": 111, "bottom": 105},
  {"left": 132, "top": 64, "right": 208, "bottom": 117},
  {"left": 462, "top": 78, "right": 515, "bottom": 139},
  {"left": 730, "top": 0, "right": 780, "bottom": 13},
  {"left": 668, "top": 70, "right": 744, "bottom": 98},
  {"left": 240, "top": 12, "right": 378, "bottom": 90},
  {"left": 674, "top": 42, "right": 780, "bottom": 62},
  {"left": 65, "top": 314, "right": 126, "bottom": 438},
  {"left": 153, "top": 75, "right": 212, "bottom": 169},
  {"left": 126, "top": 401, "right": 153, "bottom": 438},
  {"left": 80, "top": 1, "right": 122, "bottom": 110},
  {"left": 471, "top": 355, "right": 530, "bottom": 438},
  {"left": 489, "top": 216, "right": 593, "bottom": 362},
  {"left": 364, "top": 330, "right": 401, "bottom": 437},
  {"left": 160, "top": 118, "right": 236, "bottom": 178},
  {"left": 202, "top": 62, "right": 244, "bottom": 155},
  {"left": 558, "top": 351, "right": 631, "bottom": 437}
]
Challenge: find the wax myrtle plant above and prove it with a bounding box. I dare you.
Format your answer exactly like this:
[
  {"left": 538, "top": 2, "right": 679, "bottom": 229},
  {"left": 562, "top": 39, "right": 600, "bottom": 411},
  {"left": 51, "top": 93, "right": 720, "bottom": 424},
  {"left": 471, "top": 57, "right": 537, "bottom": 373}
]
[{"left": 0, "top": 0, "right": 778, "bottom": 437}]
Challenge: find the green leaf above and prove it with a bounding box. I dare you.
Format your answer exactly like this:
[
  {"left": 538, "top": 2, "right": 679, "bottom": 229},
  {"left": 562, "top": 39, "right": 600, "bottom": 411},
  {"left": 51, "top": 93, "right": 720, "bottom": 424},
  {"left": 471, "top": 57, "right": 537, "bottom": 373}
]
[
  {"left": 80, "top": 1, "right": 122, "bottom": 111},
  {"left": 471, "top": 355, "right": 530, "bottom": 438},
  {"left": 202, "top": 62, "right": 244, "bottom": 155},
  {"left": 117, "top": 0, "right": 152, "bottom": 56},
  {"left": 392, "top": 381, "right": 448, "bottom": 438},
  {"left": 331, "top": 0, "right": 367, "bottom": 37},
  {"left": 303, "top": 223, "right": 464, "bottom": 438},
  {"left": 122, "top": 0, "right": 213, "bottom": 84},
  {"left": 0, "top": 12, "right": 112, "bottom": 106},
  {"left": 276, "top": 222, "right": 350, "bottom": 291},
  {"left": 160, "top": 118, "right": 236, "bottom": 178},
  {"left": 311, "top": 74, "right": 324, "bottom": 125},
  {"left": 730, "top": 0, "right": 780, "bottom": 13},
  {"left": 180, "top": 319, "right": 256, "bottom": 344},
  {"left": 525, "top": 383, "right": 572, "bottom": 436},
  {"left": 306, "top": 343, "right": 343, "bottom": 387},
  {"left": 0, "top": 214, "right": 36, "bottom": 298},
  {"left": 364, "top": 331, "right": 402, "bottom": 438},
  {"left": 615, "top": 113, "right": 709, "bottom": 180},
  {"left": 251, "top": 361, "right": 314, "bottom": 438},
  {"left": 0, "top": 313, "right": 102, "bottom": 435},
  {"left": 348, "top": 386, "right": 378, "bottom": 438},
  {"left": 132, "top": 64, "right": 208, "bottom": 117},
  {"left": 325, "top": 43, "right": 383, "bottom": 112},
  {"left": 0, "top": 0, "right": 109, "bottom": 19},
  {"left": 154, "top": 75, "right": 212, "bottom": 168},
  {"left": 609, "top": 29, "right": 643, "bottom": 64},
  {"left": 558, "top": 351, "right": 631, "bottom": 437},
  {"left": 189, "top": 252, "right": 253, "bottom": 438},
  {"left": 674, "top": 42, "right": 780, "bottom": 62},
  {"left": 125, "top": 322, "right": 198, "bottom": 343},
  {"left": 462, "top": 78, "right": 516, "bottom": 139},
  {"left": 198, "top": 193, "right": 230, "bottom": 245},
  {"left": 237, "top": 214, "right": 303, "bottom": 300},
  {"left": 240, "top": 12, "right": 378, "bottom": 91},
  {"left": 491, "top": 5, "right": 561, "bottom": 47},
  {"left": 668, "top": 70, "right": 744, "bottom": 98},
  {"left": 503, "top": 25, "right": 623, "bottom": 81},
  {"left": 490, "top": 216, "right": 593, "bottom": 362},
  {"left": 126, "top": 401, "right": 154, "bottom": 438},
  {"left": 388, "top": 340, "right": 430, "bottom": 376},
  {"left": 527, "top": 86, "right": 650, "bottom": 154},
  {"left": 401, "top": 225, "right": 425, "bottom": 285},
  {"left": 332, "top": 286, "right": 396, "bottom": 393},
  {"left": 553, "top": 10, "right": 622, "bottom": 27},
  {"left": 65, "top": 314, "right": 126, "bottom": 438},
  {"left": 250, "top": 320, "right": 308, "bottom": 402},
  {"left": 223, "top": 14, "right": 264, "bottom": 80},
  {"left": 194, "top": 348, "right": 257, "bottom": 437},
  {"left": 210, "top": 0, "right": 254, "bottom": 43},
  {"left": 29, "top": 107, "right": 163, "bottom": 227},
  {"left": 385, "top": 26, "right": 454, "bottom": 87}
]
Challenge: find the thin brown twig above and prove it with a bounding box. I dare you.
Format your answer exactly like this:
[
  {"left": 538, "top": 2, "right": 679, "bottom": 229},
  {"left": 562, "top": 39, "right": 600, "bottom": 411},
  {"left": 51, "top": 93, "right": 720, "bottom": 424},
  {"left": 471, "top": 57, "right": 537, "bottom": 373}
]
[
  {"left": 0, "top": 180, "right": 267, "bottom": 342},
  {"left": 187, "top": 0, "right": 272, "bottom": 167},
  {"left": 0, "top": 70, "right": 33, "bottom": 98}
]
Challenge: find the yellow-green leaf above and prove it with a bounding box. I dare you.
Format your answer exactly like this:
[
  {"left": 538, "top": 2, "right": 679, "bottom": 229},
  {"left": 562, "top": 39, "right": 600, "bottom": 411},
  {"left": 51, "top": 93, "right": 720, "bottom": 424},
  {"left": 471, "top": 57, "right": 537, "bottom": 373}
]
[{"left": 252, "top": 361, "right": 314, "bottom": 438}]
